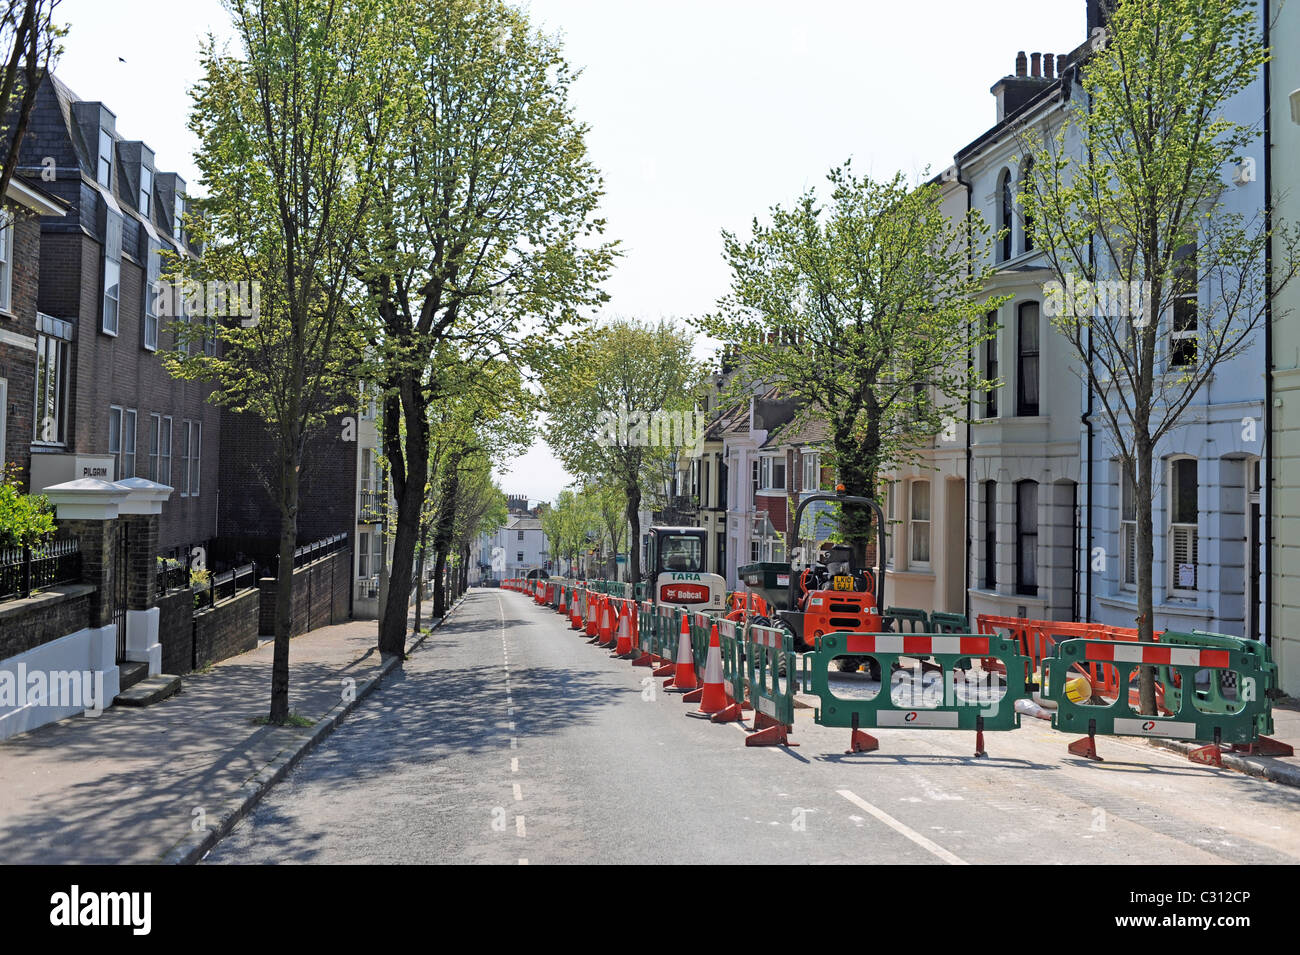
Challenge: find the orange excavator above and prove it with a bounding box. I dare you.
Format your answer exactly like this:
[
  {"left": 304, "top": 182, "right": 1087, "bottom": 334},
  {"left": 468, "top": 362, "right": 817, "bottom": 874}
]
[{"left": 739, "top": 490, "right": 887, "bottom": 678}]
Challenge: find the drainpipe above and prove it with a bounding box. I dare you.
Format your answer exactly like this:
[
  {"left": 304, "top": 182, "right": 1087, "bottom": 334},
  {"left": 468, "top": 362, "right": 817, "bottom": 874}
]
[
  {"left": 956, "top": 162, "right": 974, "bottom": 621},
  {"left": 1263, "top": 3, "right": 1273, "bottom": 644},
  {"left": 1079, "top": 64, "right": 1096, "bottom": 625}
]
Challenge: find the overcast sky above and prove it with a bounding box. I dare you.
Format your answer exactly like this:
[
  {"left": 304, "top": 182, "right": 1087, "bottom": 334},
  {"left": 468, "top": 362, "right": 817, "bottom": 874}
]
[{"left": 52, "top": 0, "right": 1086, "bottom": 505}]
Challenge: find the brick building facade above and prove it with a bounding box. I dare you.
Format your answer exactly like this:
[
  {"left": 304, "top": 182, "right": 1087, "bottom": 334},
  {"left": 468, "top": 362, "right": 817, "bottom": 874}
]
[{"left": 17, "top": 72, "right": 219, "bottom": 557}]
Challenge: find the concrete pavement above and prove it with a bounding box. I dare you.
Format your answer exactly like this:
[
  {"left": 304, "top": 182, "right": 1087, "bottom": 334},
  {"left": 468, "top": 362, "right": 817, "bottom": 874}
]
[
  {"left": 207, "top": 588, "right": 1300, "bottom": 865},
  {"left": 0, "top": 605, "right": 452, "bottom": 864}
]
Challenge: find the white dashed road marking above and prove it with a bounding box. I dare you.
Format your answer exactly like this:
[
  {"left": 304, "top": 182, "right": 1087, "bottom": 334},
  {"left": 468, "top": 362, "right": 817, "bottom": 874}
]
[{"left": 837, "top": 789, "right": 968, "bottom": 865}]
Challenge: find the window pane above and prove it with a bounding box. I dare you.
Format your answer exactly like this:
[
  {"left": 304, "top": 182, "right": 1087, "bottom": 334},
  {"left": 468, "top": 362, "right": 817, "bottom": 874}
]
[
  {"left": 191, "top": 422, "right": 201, "bottom": 494},
  {"left": 1122, "top": 468, "right": 1135, "bottom": 521},
  {"left": 911, "top": 481, "right": 930, "bottom": 521},
  {"left": 1018, "top": 302, "right": 1040, "bottom": 414},
  {"left": 97, "top": 130, "right": 112, "bottom": 187},
  {"left": 1172, "top": 459, "right": 1197, "bottom": 525}
]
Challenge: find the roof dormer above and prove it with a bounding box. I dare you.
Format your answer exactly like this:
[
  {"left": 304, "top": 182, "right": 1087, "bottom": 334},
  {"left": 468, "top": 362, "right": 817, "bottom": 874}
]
[
  {"left": 155, "top": 172, "right": 187, "bottom": 247},
  {"left": 70, "top": 100, "right": 116, "bottom": 188},
  {"left": 116, "top": 140, "right": 156, "bottom": 220}
]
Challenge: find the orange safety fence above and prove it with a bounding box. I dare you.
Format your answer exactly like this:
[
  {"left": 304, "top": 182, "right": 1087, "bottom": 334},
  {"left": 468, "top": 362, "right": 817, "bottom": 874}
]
[{"left": 977, "top": 614, "right": 1172, "bottom": 714}]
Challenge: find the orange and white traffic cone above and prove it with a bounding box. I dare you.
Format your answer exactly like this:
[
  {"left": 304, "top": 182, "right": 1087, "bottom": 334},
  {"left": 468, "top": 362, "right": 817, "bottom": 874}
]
[
  {"left": 558, "top": 588, "right": 567, "bottom": 617},
  {"left": 570, "top": 592, "right": 584, "bottom": 630},
  {"left": 586, "top": 595, "right": 599, "bottom": 637},
  {"left": 665, "top": 615, "right": 698, "bottom": 693},
  {"left": 597, "top": 598, "right": 614, "bottom": 646},
  {"left": 613, "top": 603, "right": 634, "bottom": 657},
  {"left": 690, "top": 624, "right": 728, "bottom": 714}
]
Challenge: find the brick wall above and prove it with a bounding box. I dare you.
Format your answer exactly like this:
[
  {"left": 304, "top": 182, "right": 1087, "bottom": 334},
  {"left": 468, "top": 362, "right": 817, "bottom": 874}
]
[
  {"left": 218, "top": 409, "right": 358, "bottom": 560},
  {"left": 0, "top": 585, "right": 93, "bottom": 659},
  {"left": 192, "top": 587, "right": 260, "bottom": 670},
  {"left": 156, "top": 586, "right": 193, "bottom": 675},
  {"left": 0, "top": 206, "right": 43, "bottom": 481},
  {"left": 257, "top": 546, "right": 351, "bottom": 638}
]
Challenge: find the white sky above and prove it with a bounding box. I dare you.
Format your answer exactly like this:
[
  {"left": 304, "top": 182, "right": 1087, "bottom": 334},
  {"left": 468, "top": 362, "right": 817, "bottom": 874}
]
[{"left": 52, "top": 0, "right": 1086, "bottom": 506}]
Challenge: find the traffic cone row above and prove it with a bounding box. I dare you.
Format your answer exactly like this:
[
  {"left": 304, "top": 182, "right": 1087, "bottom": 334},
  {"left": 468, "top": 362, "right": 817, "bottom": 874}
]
[{"left": 513, "top": 582, "right": 793, "bottom": 746}]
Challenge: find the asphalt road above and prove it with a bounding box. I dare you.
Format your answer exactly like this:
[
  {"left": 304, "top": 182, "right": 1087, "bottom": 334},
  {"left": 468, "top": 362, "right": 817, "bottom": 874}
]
[{"left": 205, "top": 588, "right": 1300, "bottom": 865}]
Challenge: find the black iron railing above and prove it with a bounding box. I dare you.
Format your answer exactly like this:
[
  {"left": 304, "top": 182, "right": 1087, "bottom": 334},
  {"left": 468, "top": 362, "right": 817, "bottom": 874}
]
[
  {"left": 280, "top": 532, "right": 349, "bottom": 574},
  {"left": 0, "top": 539, "right": 81, "bottom": 603},
  {"left": 358, "top": 490, "right": 386, "bottom": 524}
]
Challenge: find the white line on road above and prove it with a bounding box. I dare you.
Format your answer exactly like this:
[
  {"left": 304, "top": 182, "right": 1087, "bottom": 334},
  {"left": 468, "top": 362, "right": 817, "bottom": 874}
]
[
  {"left": 513, "top": 783, "right": 522, "bottom": 801},
  {"left": 511, "top": 758, "right": 518, "bottom": 773},
  {"left": 519, "top": 858, "right": 528, "bottom": 865},
  {"left": 516, "top": 815, "right": 526, "bottom": 837},
  {"left": 511, "top": 737, "right": 518, "bottom": 749},
  {"left": 837, "top": 789, "right": 968, "bottom": 865}
]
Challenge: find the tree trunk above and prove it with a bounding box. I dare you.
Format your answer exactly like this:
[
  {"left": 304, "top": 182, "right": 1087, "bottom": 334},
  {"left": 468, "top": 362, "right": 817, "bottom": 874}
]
[
  {"left": 269, "top": 419, "right": 302, "bottom": 724},
  {"left": 626, "top": 480, "right": 642, "bottom": 586},
  {"left": 413, "top": 520, "right": 429, "bottom": 636},
  {"left": 432, "top": 449, "right": 463, "bottom": 618},
  {"left": 1134, "top": 438, "right": 1158, "bottom": 715},
  {"left": 832, "top": 408, "right": 881, "bottom": 570},
  {"left": 379, "top": 384, "right": 428, "bottom": 657}
]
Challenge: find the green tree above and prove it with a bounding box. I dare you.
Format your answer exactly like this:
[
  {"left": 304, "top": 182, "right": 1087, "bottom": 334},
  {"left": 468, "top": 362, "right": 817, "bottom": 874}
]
[
  {"left": 176, "top": 0, "right": 395, "bottom": 722},
  {"left": 1018, "top": 0, "right": 1300, "bottom": 712},
  {"left": 698, "top": 165, "right": 1003, "bottom": 563},
  {"left": 0, "top": 463, "right": 53, "bottom": 549},
  {"left": 359, "top": 0, "right": 614, "bottom": 657},
  {"left": 542, "top": 319, "right": 700, "bottom": 584}
]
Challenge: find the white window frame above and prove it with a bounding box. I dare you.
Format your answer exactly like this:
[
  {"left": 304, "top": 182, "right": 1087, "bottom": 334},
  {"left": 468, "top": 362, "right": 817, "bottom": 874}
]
[
  {"left": 885, "top": 480, "right": 895, "bottom": 566},
  {"left": 97, "top": 129, "right": 113, "bottom": 188},
  {"left": 801, "top": 452, "right": 818, "bottom": 492},
  {"left": 1121, "top": 466, "right": 1137, "bottom": 591},
  {"left": 139, "top": 166, "right": 152, "bottom": 217},
  {"left": 148, "top": 413, "right": 160, "bottom": 482},
  {"left": 1171, "top": 244, "right": 1198, "bottom": 368},
  {"left": 909, "top": 479, "right": 931, "bottom": 568},
  {"left": 102, "top": 212, "right": 122, "bottom": 336},
  {"left": 159, "top": 414, "right": 172, "bottom": 487},
  {"left": 143, "top": 239, "right": 160, "bottom": 350},
  {"left": 0, "top": 210, "right": 13, "bottom": 314},
  {"left": 0, "top": 377, "right": 6, "bottom": 460},
  {"left": 33, "top": 316, "right": 71, "bottom": 446},
  {"left": 173, "top": 192, "right": 184, "bottom": 244},
  {"left": 109, "top": 406, "right": 136, "bottom": 478},
  {"left": 358, "top": 531, "right": 371, "bottom": 579},
  {"left": 189, "top": 420, "right": 202, "bottom": 497},
  {"left": 1168, "top": 456, "right": 1199, "bottom": 595}
]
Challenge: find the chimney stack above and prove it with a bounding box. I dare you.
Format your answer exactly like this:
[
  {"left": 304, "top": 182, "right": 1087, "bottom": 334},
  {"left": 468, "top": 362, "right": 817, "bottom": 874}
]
[
  {"left": 1030, "top": 52, "right": 1042, "bottom": 77},
  {"left": 1044, "top": 53, "right": 1055, "bottom": 78},
  {"left": 1016, "top": 51, "right": 1027, "bottom": 77}
]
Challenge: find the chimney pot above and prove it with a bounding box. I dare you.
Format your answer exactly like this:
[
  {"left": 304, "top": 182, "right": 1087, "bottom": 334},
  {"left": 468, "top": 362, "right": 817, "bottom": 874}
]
[
  {"left": 1031, "top": 52, "right": 1042, "bottom": 77},
  {"left": 1016, "top": 51, "right": 1027, "bottom": 77},
  {"left": 1044, "top": 53, "right": 1055, "bottom": 78}
]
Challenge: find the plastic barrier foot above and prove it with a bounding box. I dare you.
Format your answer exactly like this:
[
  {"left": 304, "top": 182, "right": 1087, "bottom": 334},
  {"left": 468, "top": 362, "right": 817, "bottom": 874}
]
[
  {"left": 747, "top": 712, "right": 796, "bottom": 747},
  {"left": 710, "top": 702, "right": 744, "bottom": 723},
  {"left": 848, "top": 729, "right": 879, "bottom": 754},
  {"left": 1187, "top": 743, "right": 1223, "bottom": 767},
  {"left": 680, "top": 687, "right": 704, "bottom": 703},
  {"left": 652, "top": 663, "right": 675, "bottom": 678},
  {"left": 631, "top": 653, "right": 654, "bottom": 667},
  {"left": 1067, "top": 735, "right": 1103, "bottom": 761},
  {"left": 1229, "top": 736, "right": 1295, "bottom": 757}
]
